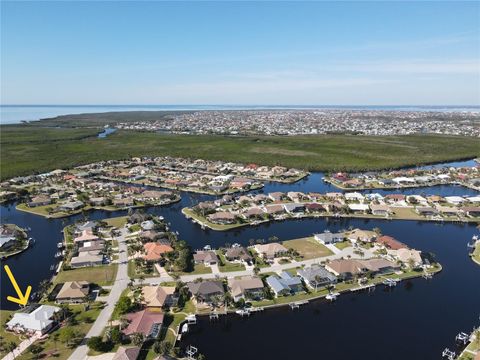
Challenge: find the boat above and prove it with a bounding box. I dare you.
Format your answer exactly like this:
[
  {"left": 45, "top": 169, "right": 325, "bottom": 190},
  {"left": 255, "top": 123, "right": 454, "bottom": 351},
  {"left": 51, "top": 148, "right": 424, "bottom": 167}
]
[
  {"left": 203, "top": 245, "right": 212, "bottom": 251},
  {"left": 181, "top": 323, "right": 189, "bottom": 334},
  {"left": 235, "top": 309, "right": 251, "bottom": 316},
  {"left": 57, "top": 242, "right": 64, "bottom": 248},
  {"left": 326, "top": 292, "right": 340, "bottom": 301}
]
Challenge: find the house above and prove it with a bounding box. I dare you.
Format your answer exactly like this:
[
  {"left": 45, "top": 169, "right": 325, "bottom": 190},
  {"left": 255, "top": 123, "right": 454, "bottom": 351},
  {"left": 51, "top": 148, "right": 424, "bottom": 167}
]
[
  {"left": 253, "top": 243, "right": 288, "bottom": 260},
  {"left": 347, "top": 229, "right": 377, "bottom": 243},
  {"left": 243, "top": 207, "right": 265, "bottom": 219},
  {"left": 55, "top": 281, "right": 90, "bottom": 303},
  {"left": 187, "top": 280, "right": 225, "bottom": 303},
  {"left": 142, "top": 285, "right": 178, "bottom": 308},
  {"left": 264, "top": 204, "right": 285, "bottom": 216},
  {"left": 376, "top": 235, "right": 407, "bottom": 250},
  {"left": 370, "top": 204, "right": 391, "bottom": 216},
  {"left": 391, "top": 248, "right": 423, "bottom": 267},
  {"left": 461, "top": 206, "right": 480, "bottom": 217},
  {"left": 297, "top": 265, "right": 337, "bottom": 289},
  {"left": 384, "top": 194, "right": 405, "bottom": 203},
  {"left": 193, "top": 250, "right": 219, "bottom": 265},
  {"left": 314, "top": 231, "right": 344, "bottom": 244},
  {"left": 122, "top": 309, "right": 164, "bottom": 338},
  {"left": 348, "top": 203, "right": 370, "bottom": 213},
  {"left": 266, "top": 272, "right": 303, "bottom": 297},
  {"left": 345, "top": 192, "right": 365, "bottom": 202},
  {"left": 283, "top": 203, "right": 305, "bottom": 214},
  {"left": 305, "top": 203, "right": 326, "bottom": 213},
  {"left": 228, "top": 276, "right": 265, "bottom": 302},
  {"left": 143, "top": 242, "right": 174, "bottom": 262},
  {"left": 70, "top": 251, "right": 104, "bottom": 268},
  {"left": 141, "top": 220, "right": 155, "bottom": 231},
  {"left": 78, "top": 239, "right": 105, "bottom": 252},
  {"left": 113, "top": 346, "right": 141, "bottom": 360},
  {"left": 416, "top": 206, "right": 439, "bottom": 216},
  {"left": 445, "top": 196, "right": 466, "bottom": 206},
  {"left": 325, "top": 259, "right": 367, "bottom": 279},
  {"left": 207, "top": 212, "right": 236, "bottom": 224},
  {"left": 74, "top": 229, "right": 99, "bottom": 245},
  {"left": 28, "top": 195, "right": 52, "bottom": 207},
  {"left": 268, "top": 192, "right": 285, "bottom": 202},
  {"left": 58, "top": 201, "right": 84, "bottom": 212},
  {"left": 360, "top": 258, "right": 400, "bottom": 274},
  {"left": 224, "top": 246, "right": 252, "bottom": 263},
  {"left": 6, "top": 305, "right": 60, "bottom": 335}
]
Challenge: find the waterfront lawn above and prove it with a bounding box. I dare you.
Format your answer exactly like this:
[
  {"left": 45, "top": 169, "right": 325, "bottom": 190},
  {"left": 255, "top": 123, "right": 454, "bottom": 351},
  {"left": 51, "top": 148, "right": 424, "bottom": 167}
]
[
  {"left": 14, "top": 303, "right": 103, "bottom": 360},
  {"left": 54, "top": 264, "right": 118, "bottom": 286},
  {"left": 282, "top": 237, "right": 333, "bottom": 260},
  {"left": 217, "top": 251, "right": 246, "bottom": 272},
  {"left": 104, "top": 216, "right": 128, "bottom": 228},
  {"left": 182, "top": 208, "right": 245, "bottom": 231},
  {"left": 471, "top": 243, "right": 480, "bottom": 266},
  {"left": 390, "top": 207, "right": 423, "bottom": 220},
  {"left": 334, "top": 241, "right": 352, "bottom": 250},
  {"left": 0, "top": 310, "right": 20, "bottom": 357}
]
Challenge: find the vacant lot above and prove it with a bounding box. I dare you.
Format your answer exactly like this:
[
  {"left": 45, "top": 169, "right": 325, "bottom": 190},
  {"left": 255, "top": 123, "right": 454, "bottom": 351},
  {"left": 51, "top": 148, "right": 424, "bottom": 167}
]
[
  {"left": 283, "top": 237, "right": 333, "bottom": 259},
  {"left": 54, "top": 264, "right": 118, "bottom": 286},
  {"left": 2, "top": 125, "right": 479, "bottom": 179}
]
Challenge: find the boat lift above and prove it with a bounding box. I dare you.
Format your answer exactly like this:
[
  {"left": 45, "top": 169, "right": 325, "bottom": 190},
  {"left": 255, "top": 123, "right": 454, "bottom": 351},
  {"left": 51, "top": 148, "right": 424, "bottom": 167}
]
[
  {"left": 455, "top": 332, "right": 469, "bottom": 344},
  {"left": 442, "top": 348, "right": 456, "bottom": 360},
  {"left": 382, "top": 278, "right": 397, "bottom": 287},
  {"left": 186, "top": 345, "right": 198, "bottom": 360},
  {"left": 186, "top": 314, "right": 197, "bottom": 324}
]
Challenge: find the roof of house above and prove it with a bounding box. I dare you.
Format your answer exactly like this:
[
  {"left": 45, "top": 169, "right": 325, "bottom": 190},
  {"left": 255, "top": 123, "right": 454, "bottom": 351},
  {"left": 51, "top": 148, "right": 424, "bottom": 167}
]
[
  {"left": 113, "top": 347, "right": 141, "bottom": 360},
  {"left": 74, "top": 229, "right": 99, "bottom": 243},
  {"left": 142, "top": 285, "right": 176, "bottom": 307},
  {"left": 254, "top": 243, "right": 288, "bottom": 257},
  {"left": 376, "top": 235, "right": 407, "bottom": 250},
  {"left": 228, "top": 276, "right": 264, "bottom": 298},
  {"left": 266, "top": 272, "right": 302, "bottom": 293},
  {"left": 298, "top": 265, "right": 337, "bottom": 283},
  {"left": 7, "top": 305, "right": 60, "bottom": 332},
  {"left": 193, "top": 250, "right": 218, "bottom": 263},
  {"left": 143, "top": 242, "right": 174, "bottom": 261},
  {"left": 347, "top": 229, "right": 377, "bottom": 241},
  {"left": 123, "top": 310, "right": 164, "bottom": 336},
  {"left": 70, "top": 251, "right": 103, "bottom": 265},
  {"left": 56, "top": 281, "right": 90, "bottom": 300},
  {"left": 187, "top": 280, "right": 225, "bottom": 298}
]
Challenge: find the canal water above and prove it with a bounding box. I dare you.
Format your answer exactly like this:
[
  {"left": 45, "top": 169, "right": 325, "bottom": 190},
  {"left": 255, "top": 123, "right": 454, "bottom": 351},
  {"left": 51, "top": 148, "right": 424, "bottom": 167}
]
[{"left": 0, "top": 163, "right": 479, "bottom": 360}]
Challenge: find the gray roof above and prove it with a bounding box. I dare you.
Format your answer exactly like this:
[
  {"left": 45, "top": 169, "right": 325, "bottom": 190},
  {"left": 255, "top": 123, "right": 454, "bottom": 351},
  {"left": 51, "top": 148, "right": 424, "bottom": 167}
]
[
  {"left": 297, "top": 265, "right": 337, "bottom": 284},
  {"left": 266, "top": 272, "right": 302, "bottom": 293},
  {"left": 187, "top": 281, "right": 225, "bottom": 297}
]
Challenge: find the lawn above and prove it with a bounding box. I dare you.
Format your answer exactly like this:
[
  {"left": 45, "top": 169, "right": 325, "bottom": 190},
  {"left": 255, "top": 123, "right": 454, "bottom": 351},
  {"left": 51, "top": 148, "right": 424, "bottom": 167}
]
[
  {"left": 104, "top": 216, "right": 128, "bottom": 228},
  {"left": 334, "top": 241, "right": 352, "bottom": 250},
  {"left": 471, "top": 242, "right": 480, "bottom": 266},
  {"left": 2, "top": 125, "right": 479, "bottom": 180},
  {"left": 0, "top": 310, "right": 21, "bottom": 357},
  {"left": 282, "top": 237, "right": 333, "bottom": 260},
  {"left": 15, "top": 303, "right": 103, "bottom": 360},
  {"left": 182, "top": 208, "right": 245, "bottom": 231},
  {"left": 54, "top": 264, "right": 118, "bottom": 286},
  {"left": 173, "top": 263, "right": 212, "bottom": 276},
  {"left": 217, "top": 251, "right": 246, "bottom": 272}
]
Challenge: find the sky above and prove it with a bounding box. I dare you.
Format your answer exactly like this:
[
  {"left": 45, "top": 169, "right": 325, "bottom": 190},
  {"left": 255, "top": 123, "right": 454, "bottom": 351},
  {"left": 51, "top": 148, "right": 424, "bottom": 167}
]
[{"left": 1, "top": 1, "right": 479, "bottom": 105}]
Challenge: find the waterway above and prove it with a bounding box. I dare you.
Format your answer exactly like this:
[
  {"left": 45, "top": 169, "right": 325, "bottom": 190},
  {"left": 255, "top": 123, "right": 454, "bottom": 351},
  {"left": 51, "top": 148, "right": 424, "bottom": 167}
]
[{"left": 0, "top": 164, "right": 479, "bottom": 360}]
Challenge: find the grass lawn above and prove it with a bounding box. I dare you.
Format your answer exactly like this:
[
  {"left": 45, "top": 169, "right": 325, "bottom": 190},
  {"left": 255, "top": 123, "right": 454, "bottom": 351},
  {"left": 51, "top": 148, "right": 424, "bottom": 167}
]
[
  {"left": 127, "top": 260, "right": 159, "bottom": 279},
  {"left": 2, "top": 125, "right": 480, "bottom": 180},
  {"left": 182, "top": 208, "right": 245, "bottom": 231},
  {"left": 471, "top": 242, "right": 480, "bottom": 266},
  {"left": 14, "top": 303, "right": 103, "bottom": 360},
  {"left": 0, "top": 310, "right": 21, "bottom": 357},
  {"left": 282, "top": 237, "right": 333, "bottom": 260},
  {"left": 334, "top": 241, "right": 352, "bottom": 250},
  {"left": 54, "top": 264, "right": 118, "bottom": 286},
  {"left": 104, "top": 216, "right": 128, "bottom": 228},
  {"left": 217, "top": 251, "right": 246, "bottom": 272},
  {"left": 173, "top": 263, "right": 212, "bottom": 276}
]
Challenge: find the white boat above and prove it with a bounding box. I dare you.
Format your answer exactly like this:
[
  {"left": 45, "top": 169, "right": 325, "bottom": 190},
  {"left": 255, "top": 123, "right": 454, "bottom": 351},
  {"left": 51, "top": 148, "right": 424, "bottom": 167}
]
[
  {"left": 235, "top": 309, "right": 251, "bottom": 316},
  {"left": 326, "top": 292, "right": 340, "bottom": 301},
  {"left": 181, "top": 323, "right": 189, "bottom": 334},
  {"left": 57, "top": 242, "right": 64, "bottom": 248},
  {"left": 203, "top": 245, "right": 212, "bottom": 250}
]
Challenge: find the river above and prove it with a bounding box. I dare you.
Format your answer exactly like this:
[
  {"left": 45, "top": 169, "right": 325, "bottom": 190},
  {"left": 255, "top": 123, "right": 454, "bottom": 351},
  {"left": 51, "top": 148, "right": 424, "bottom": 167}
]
[{"left": 0, "top": 162, "right": 479, "bottom": 360}]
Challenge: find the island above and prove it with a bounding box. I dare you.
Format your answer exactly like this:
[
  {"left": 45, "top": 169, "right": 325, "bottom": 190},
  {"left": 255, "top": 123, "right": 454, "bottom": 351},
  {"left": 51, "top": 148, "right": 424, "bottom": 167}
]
[{"left": 0, "top": 224, "right": 30, "bottom": 259}]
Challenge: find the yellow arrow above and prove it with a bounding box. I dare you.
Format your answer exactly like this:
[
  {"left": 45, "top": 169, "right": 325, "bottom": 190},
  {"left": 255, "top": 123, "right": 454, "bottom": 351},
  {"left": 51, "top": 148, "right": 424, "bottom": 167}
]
[{"left": 4, "top": 265, "right": 31, "bottom": 306}]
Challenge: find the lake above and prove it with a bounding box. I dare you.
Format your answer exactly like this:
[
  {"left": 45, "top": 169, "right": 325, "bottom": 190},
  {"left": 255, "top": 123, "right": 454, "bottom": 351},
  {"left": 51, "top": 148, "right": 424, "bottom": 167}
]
[{"left": 0, "top": 164, "right": 479, "bottom": 360}]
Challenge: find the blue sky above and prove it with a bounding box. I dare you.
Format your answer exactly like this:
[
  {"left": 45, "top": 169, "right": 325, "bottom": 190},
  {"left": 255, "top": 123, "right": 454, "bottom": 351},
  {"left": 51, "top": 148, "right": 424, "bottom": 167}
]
[{"left": 1, "top": 1, "right": 479, "bottom": 105}]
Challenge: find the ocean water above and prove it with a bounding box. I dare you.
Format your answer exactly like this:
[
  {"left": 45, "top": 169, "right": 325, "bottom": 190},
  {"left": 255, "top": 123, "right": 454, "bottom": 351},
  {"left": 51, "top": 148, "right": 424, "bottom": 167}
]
[{"left": 1, "top": 105, "right": 479, "bottom": 124}]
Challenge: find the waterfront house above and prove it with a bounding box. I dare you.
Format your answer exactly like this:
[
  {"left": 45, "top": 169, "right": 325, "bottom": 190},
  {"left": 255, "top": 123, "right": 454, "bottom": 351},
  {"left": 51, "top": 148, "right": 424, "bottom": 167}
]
[
  {"left": 208, "top": 211, "right": 236, "bottom": 224},
  {"left": 193, "top": 250, "right": 219, "bottom": 266},
  {"left": 297, "top": 265, "right": 337, "bottom": 289},
  {"left": 142, "top": 285, "right": 178, "bottom": 308},
  {"left": 28, "top": 195, "right": 52, "bottom": 207},
  {"left": 224, "top": 246, "right": 252, "bottom": 263},
  {"left": 347, "top": 229, "right": 377, "bottom": 243},
  {"left": 6, "top": 305, "right": 60, "bottom": 335},
  {"left": 143, "top": 242, "right": 174, "bottom": 262},
  {"left": 242, "top": 207, "right": 265, "bottom": 219},
  {"left": 122, "top": 309, "right": 164, "bottom": 339},
  {"left": 345, "top": 192, "right": 365, "bottom": 202},
  {"left": 391, "top": 248, "right": 423, "bottom": 267},
  {"left": 73, "top": 229, "right": 100, "bottom": 245},
  {"left": 58, "top": 201, "right": 84, "bottom": 212},
  {"left": 113, "top": 346, "right": 141, "bottom": 360},
  {"left": 360, "top": 258, "right": 400, "bottom": 274},
  {"left": 55, "top": 281, "right": 90, "bottom": 303},
  {"left": 376, "top": 235, "right": 407, "bottom": 250},
  {"left": 415, "top": 206, "right": 439, "bottom": 216},
  {"left": 264, "top": 204, "right": 286, "bottom": 216},
  {"left": 187, "top": 280, "right": 225, "bottom": 304},
  {"left": 314, "top": 231, "right": 344, "bottom": 244},
  {"left": 461, "top": 206, "right": 480, "bottom": 217},
  {"left": 325, "top": 259, "right": 367, "bottom": 279},
  {"left": 78, "top": 239, "right": 105, "bottom": 252},
  {"left": 283, "top": 203, "right": 305, "bottom": 214},
  {"left": 70, "top": 251, "right": 103, "bottom": 268},
  {"left": 384, "top": 194, "right": 406, "bottom": 204},
  {"left": 269, "top": 192, "right": 285, "bottom": 202},
  {"left": 266, "top": 272, "right": 303, "bottom": 297},
  {"left": 348, "top": 203, "right": 369, "bottom": 213},
  {"left": 140, "top": 220, "right": 155, "bottom": 231},
  {"left": 228, "top": 276, "right": 265, "bottom": 302},
  {"left": 305, "top": 203, "right": 327, "bottom": 213},
  {"left": 253, "top": 243, "right": 288, "bottom": 261},
  {"left": 370, "top": 204, "right": 392, "bottom": 216},
  {"left": 445, "top": 196, "right": 466, "bottom": 205}
]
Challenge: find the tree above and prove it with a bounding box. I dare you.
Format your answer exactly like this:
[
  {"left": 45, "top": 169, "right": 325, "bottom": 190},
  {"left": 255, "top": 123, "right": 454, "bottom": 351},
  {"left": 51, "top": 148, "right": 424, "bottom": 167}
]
[
  {"left": 29, "top": 344, "right": 43, "bottom": 359},
  {"left": 108, "top": 326, "right": 122, "bottom": 344},
  {"left": 153, "top": 341, "right": 172, "bottom": 355},
  {"left": 87, "top": 336, "right": 111, "bottom": 352},
  {"left": 6, "top": 341, "right": 16, "bottom": 355},
  {"left": 59, "top": 327, "right": 80, "bottom": 348},
  {"left": 131, "top": 332, "right": 145, "bottom": 346},
  {"left": 115, "top": 296, "right": 132, "bottom": 315}
]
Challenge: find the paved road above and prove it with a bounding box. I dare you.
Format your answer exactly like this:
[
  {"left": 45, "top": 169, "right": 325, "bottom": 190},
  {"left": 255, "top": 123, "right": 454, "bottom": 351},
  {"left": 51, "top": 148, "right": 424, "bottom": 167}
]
[
  {"left": 1, "top": 334, "right": 40, "bottom": 360},
  {"left": 68, "top": 228, "right": 129, "bottom": 360},
  {"left": 141, "top": 246, "right": 375, "bottom": 285}
]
